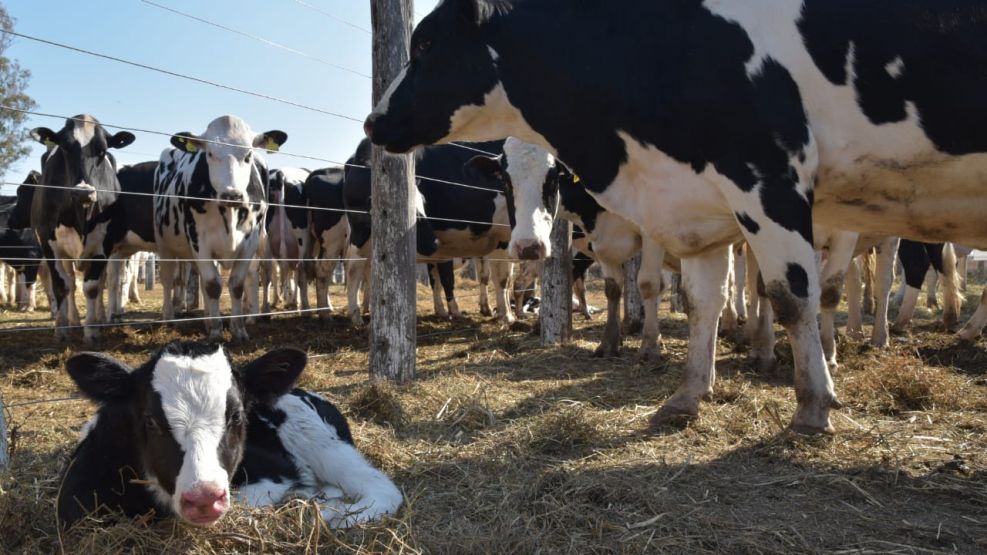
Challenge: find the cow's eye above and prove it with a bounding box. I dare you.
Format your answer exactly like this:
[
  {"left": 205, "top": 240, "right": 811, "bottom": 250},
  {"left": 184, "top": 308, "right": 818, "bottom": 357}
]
[
  {"left": 145, "top": 417, "right": 163, "bottom": 436},
  {"left": 414, "top": 40, "right": 431, "bottom": 59},
  {"left": 207, "top": 151, "right": 214, "bottom": 159}
]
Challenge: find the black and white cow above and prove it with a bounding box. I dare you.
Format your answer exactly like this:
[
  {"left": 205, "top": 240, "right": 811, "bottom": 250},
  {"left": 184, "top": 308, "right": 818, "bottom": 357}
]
[
  {"left": 265, "top": 168, "right": 311, "bottom": 311},
  {"left": 77, "top": 160, "right": 160, "bottom": 331},
  {"left": 58, "top": 341, "right": 402, "bottom": 529},
  {"left": 154, "top": 116, "right": 284, "bottom": 341},
  {"left": 343, "top": 139, "right": 520, "bottom": 323},
  {"left": 364, "top": 0, "right": 987, "bottom": 433},
  {"left": 892, "top": 240, "right": 962, "bottom": 333},
  {"left": 30, "top": 115, "right": 136, "bottom": 341},
  {"left": 467, "top": 138, "right": 668, "bottom": 360},
  {"left": 0, "top": 172, "right": 43, "bottom": 310},
  {"left": 304, "top": 167, "right": 351, "bottom": 319}
]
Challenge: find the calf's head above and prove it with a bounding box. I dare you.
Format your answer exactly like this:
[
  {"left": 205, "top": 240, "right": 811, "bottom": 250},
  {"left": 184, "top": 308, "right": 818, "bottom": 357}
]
[
  {"left": 465, "top": 138, "right": 561, "bottom": 260},
  {"left": 171, "top": 116, "right": 286, "bottom": 206},
  {"left": 31, "top": 115, "right": 135, "bottom": 208},
  {"left": 364, "top": 0, "right": 512, "bottom": 152},
  {"left": 66, "top": 342, "right": 306, "bottom": 526}
]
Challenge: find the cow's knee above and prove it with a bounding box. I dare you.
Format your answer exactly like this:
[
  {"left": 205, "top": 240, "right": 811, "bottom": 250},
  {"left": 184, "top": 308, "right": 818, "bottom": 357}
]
[
  {"left": 231, "top": 282, "right": 245, "bottom": 301},
  {"left": 819, "top": 271, "right": 844, "bottom": 310},
  {"left": 766, "top": 264, "right": 811, "bottom": 328},
  {"left": 84, "top": 280, "right": 100, "bottom": 300},
  {"left": 638, "top": 279, "right": 657, "bottom": 300},
  {"left": 205, "top": 279, "right": 222, "bottom": 300}
]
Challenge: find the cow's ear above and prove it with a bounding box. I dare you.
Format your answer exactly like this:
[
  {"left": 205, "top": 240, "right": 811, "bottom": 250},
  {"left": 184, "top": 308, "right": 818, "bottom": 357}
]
[
  {"left": 171, "top": 132, "right": 203, "bottom": 154},
  {"left": 30, "top": 127, "right": 58, "bottom": 149},
  {"left": 254, "top": 131, "right": 288, "bottom": 153},
  {"left": 464, "top": 155, "right": 507, "bottom": 185},
  {"left": 457, "top": 0, "right": 497, "bottom": 25},
  {"left": 239, "top": 348, "right": 306, "bottom": 404},
  {"left": 66, "top": 353, "right": 135, "bottom": 403},
  {"left": 108, "top": 131, "right": 136, "bottom": 150}
]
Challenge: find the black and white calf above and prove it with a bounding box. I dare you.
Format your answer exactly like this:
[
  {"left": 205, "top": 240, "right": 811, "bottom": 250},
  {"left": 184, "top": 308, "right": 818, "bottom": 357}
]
[
  {"left": 30, "top": 116, "right": 136, "bottom": 341},
  {"left": 304, "top": 167, "right": 350, "bottom": 319},
  {"left": 59, "top": 342, "right": 402, "bottom": 528},
  {"left": 365, "top": 0, "right": 987, "bottom": 433},
  {"left": 154, "top": 116, "right": 284, "bottom": 341}
]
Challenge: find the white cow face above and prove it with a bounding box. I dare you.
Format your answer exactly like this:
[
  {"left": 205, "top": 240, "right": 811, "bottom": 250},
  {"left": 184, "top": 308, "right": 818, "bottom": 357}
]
[{"left": 170, "top": 116, "right": 287, "bottom": 205}]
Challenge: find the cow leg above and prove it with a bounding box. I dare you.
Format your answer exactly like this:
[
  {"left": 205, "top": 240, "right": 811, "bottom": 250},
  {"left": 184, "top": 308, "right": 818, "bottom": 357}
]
[
  {"left": 819, "top": 231, "right": 858, "bottom": 371},
  {"left": 43, "top": 249, "right": 72, "bottom": 340},
  {"left": 957, "top": 254, "right": 969, "bottom": 292},
  {"left": 720, "top": 248, "right": 739, "bottom": 337},
  {"left": 924, "top": 268, "right": 939, "bottom": 309},
  {"left": 244, "top": 258, "right": 263, "bottom": 324},
  {"left": 17, "top": 272, "right": 36, "bottom": 312},
  {"left": 0, "top": 264, "right": 8, "bottom": 305},
  {"left": 651, "top": 247, "right": 730, "bottom": 426},
  {"left": 346, "top": 247, "right": 368, "bottom": 325},
  {"left": 861, "top": 250, "right": 876, "bottom": 316},
  {"left": 845, "top": 257, "right": 865, "bottom": 340},
  {"left": 594, "top": 262, "right": 624, "bottom": 357},
  {"left": 128, "top": 257, "right": 142, "bottom": 305},
  {"left": 428, "top": 264, "right": 448, "bottom": 318},
  {"left": 297, "top": 260, "right": 310, "bottom": 311},
  {"left": 733, "top": 243, "right": 748, "bottom": 323},
  {"left": 957, "top": 288, "right": 987, "bottom": 342},
  {"left": 476, "top": 258, "right": 492, "bottom": 317},
  {"left": 228, "top": 260, "right": 251, "bottom": 343},
  {"left": 489, "top": 258, "right": 514, "bottom": 324},
  {"left": 160, "top": 259, "right": 178, "bottom": 321},
  {"left": 62, "top": 259, "right": 81, "bottom": 328},
  {"left": 573, "top": 276, "right": 590, "bottom": 320},
  {"left": 869, "top": 237, "right": 898, "bottom": 347},
  {"left": 437, "top": 261, "right": 461, "bottom": 318},
  {"left": 938, "top": 244, "right": 962, "bottom": 331},
  {"left": 281, "top": 261, "right": 297, "bottom": 310},
  {"left": 892, "top": 241, "right": 930, "bottom": 334},
  {"left": 105, "top": 258, "right": 122, "bottom": 323},
  {"left": 195, "top": 260, "right": 224, "bottom": 340},
  {"left": 741, "top": 250, "right": 760, "bottom": 346},
  {"left": 637, "top": 237, "right": 664, "bottom": 361}
]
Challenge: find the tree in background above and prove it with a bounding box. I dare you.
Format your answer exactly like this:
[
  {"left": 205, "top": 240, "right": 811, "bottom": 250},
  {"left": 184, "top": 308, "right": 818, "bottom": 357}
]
[{"left": 0, "top": 5, "right": 35, "bottom": 180}]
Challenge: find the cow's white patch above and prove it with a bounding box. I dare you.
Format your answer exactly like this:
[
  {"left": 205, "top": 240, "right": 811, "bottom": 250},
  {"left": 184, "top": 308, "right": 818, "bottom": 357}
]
[
  {"left": 503, "top": 138, "right": 556, "bottom": 257},
  {"left": 72, "top": 119, "right": 96, "bottom": 147},
  {"left": 885, "top": 56, "right": 904, "bottom": 78},
  {"left": 373, "top": 66, "right": 408, "bottom": 120},
  {"left": 236, "top": 478, "right": 293, "bottom": 507},
  {"left": 486, "top": 45, "right": 500, "bottom": 62},
  {"left": 54, "top": 225, "right": 84, "bottom": 259},
  {"left": 150, "top": 347, "right": 234, "bottom": 515},
  {"left": 446, "top": 83, "right": 555, "bottom": 151},
  {"left": 79, "top": 415, "right": 99, "bottom": 441}
]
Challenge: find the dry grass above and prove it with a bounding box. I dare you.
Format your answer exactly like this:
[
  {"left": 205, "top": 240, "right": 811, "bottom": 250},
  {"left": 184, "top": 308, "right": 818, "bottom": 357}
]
[{"left": 1, "top": 276, "right": 986, "bottom": 553}]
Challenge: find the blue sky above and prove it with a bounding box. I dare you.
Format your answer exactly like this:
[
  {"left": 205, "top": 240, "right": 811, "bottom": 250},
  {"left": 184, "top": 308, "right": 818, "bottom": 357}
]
[{"left": 2, "top": 0, "right": 439, "bottom": 193}]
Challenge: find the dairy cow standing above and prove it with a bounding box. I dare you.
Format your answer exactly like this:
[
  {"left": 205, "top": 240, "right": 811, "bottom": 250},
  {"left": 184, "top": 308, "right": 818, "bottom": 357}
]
[
  {"left": 154, "top": 116, "right": 284, "bottom": 341},
  {"left": 266, "top": 168, "right": 312, "bottom": 311},
  {"left": 304, "top": 167, "right": 351, "bottom": 318},
  {"left": 365, "top": 0, "right": 987, "bottom": 433},
  {"left": 30, "top": 115, "right": 136, "bottom": 341}
]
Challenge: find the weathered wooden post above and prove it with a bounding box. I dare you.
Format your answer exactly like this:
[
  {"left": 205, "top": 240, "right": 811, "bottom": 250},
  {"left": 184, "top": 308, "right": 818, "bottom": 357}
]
[
  {"left": 0, "top": 395, "right": 8, "bottom": 470},
  {"left": 185, "top": 264, "right": 200, "bottom": 311},
  {"left": 145, "top": 254, "right": 155, "bottom": 290},
  {"left": 623, "top": 254, "right": 644, "bottom": 333},
  {"left": 541, "top": 219, "right": 573, "bottom": 345},
  {"left": 369, "top": 0, "right": 417, "bottom": 382}
]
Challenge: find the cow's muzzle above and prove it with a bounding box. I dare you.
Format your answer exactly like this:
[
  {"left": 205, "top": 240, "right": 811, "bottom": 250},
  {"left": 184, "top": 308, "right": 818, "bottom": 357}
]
[
  {"left": 512, "top": 240, "right": 548, "bottom": 261},
  {"left": 218, "top": 191, "right": 245, "bottom": 206},
  {"left": 72, "top": 184, "right": 98, "bottom": 207}
]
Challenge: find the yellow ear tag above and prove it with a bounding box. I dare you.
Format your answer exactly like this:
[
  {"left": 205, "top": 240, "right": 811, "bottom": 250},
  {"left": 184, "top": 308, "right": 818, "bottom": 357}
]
[
  {"left": 184, "top": 139, "right": 198, "bottom": 154},
  {"left": 572, "top": 174, "right": 581, "bottom": 184},
  {"left": 44, "top": 139, "right": 56, "bottom": 149},
  {"left": 264, "top": 137, "right": 280, "bottom": 152}
]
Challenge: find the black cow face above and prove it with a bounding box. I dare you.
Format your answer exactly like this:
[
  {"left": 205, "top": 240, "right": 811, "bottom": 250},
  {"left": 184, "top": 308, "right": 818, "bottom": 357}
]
[
  {"left": 32, "top": 115, "right": 135, "bottom": 208},
  {"left": 365, "top": 0, "right": 503, "bottom": 152},
  {"left": 65, "top": 342, "right": 305, "bottom": 526},
  {"left": 8, "top": 171, "right": 39, "bottom": 230}
]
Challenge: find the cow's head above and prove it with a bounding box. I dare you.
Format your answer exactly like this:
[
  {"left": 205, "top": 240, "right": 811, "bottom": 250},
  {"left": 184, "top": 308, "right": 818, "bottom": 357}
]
[
  {"left": 170, "top": 116, "right": 286, "bottom": 206},
  {"left": 8, "top": 171, "right": 40, "bottom": 230},
  {"left": 364, "top": 0, "right": 515, "bottom": 152},
  {"left": 31, "top": 115, "right": 135, "bottom": 208},
  {"left": 66, "top": 342, "right": 305, "bottom": 526},
  {"left": 465, "top": 138, "right": 561, "bottom": 260}
]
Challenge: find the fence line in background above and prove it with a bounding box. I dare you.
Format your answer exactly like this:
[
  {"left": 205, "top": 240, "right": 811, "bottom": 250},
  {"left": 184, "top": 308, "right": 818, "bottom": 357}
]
[{"left": 287, "top": 0, "right": 373, "bottom": 34}]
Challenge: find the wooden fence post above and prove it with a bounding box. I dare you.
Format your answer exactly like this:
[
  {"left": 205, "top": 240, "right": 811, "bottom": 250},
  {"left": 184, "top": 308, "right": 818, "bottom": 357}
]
[
  {"left": 369, "top": 0, "right": 417, "bottom": 382},
  {"left": 145, "top": 254, "right": 155, "bottom": 290},
  {"left": 0, "top": 395, "right": 8, "bottom": 470},
  {"left": 541, "top": 219, "right": 572, "bottom": 345},
  {"left": 623, "top": 254, "right": 644, "bottom": 333}
]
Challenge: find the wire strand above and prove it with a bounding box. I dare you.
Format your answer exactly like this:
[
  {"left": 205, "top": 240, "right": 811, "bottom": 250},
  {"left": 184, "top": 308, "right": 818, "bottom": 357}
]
[
  {"left": 139, "top": 0, "right": 371, "bottom": 79},
  {"left": 286, "top": 0, "right": 372, "bottom": 34}
]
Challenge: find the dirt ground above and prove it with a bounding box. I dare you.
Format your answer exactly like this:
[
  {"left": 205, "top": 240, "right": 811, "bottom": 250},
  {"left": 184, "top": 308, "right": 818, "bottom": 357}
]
[{"left": 0, "top": 272, "right": 985, "bottom": 554}]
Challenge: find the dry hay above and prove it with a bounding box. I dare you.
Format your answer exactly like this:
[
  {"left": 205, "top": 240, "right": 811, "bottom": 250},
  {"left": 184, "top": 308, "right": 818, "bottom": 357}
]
[{"left": 0, "top": 277, "right": 986, "bottom": 553}]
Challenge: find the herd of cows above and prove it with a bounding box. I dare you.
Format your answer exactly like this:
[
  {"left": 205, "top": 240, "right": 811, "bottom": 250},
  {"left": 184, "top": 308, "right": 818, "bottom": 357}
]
[{"left": 2, "top": 0, "right": 987, "bottom": 534}]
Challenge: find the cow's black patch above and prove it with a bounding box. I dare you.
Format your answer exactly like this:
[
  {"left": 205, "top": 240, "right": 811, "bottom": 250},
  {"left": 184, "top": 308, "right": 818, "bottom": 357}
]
[
  {"left": 735, "top": 212, "right": 760, "bottom": 234},
  {"left": 785, "top": 263, "right": 809, "bottom": 299}
]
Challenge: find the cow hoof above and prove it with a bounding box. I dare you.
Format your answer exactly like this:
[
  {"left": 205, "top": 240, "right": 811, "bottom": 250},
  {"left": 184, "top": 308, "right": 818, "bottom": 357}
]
[
  {"left": 790, "top": 394, "right": 841, "bottom": 435},
  {"left": 825, "top": 358, "right": 839, "bottom": 373},
  {"left": 479, "top": 306, "right": 492, "bottom": 317},
  {"left": 846, "top": 329, "right": 865, "bottom": 341},
  {"left": 956, "top": 329, "right": 981, "bottom": 343},
  {"left": 624, "top": 321, "right": 643, "bottom": 335},
  {"left": 636, "top": 345, "right": 662, "bottom": 364},
  {"left": 350, "top": 315, "right": 364, "bottom": 326},
  {"left": 593, "top": 344, "right": 620, "bottom": 358},
  {"left": 751, "top": 356, "right": 777, "bottom": 373},
  {"left": 649, "top": 404, "right": 698, "bottom": 430},
  {"left": 232, "top": 331, "right": 249, "bottom": 343}
]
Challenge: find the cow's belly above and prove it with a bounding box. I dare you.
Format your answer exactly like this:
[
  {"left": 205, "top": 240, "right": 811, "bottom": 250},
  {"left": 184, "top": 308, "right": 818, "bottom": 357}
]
[
  {"left": 585, "top": 213, "right": 641, "bottom": 266},
  {"left": 813, "top": 152, "right": 987, "bottom": 248},
  {"left": 53, "top": 225, "right": 84, "bottom": 259},
  {"left": 196, "top": 209, "right": 257, "bottom": 261},
  {"left": 426, "top": 229, "right": 500, "bottom": 259},
  {"left": 591, "top": 133, "right": 742, "bottom": 258}
]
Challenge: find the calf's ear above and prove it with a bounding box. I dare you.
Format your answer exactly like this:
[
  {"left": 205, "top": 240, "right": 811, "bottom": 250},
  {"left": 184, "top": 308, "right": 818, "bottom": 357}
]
[
  {"left": 108, "top": 131, "right": 136, "bottom": 150},
  {"left": 254, "top": 131, "right": 288, "bottom": 152},
  {"left": 66, "top": 353, "right": 135, "bottom": 403},
  {"left": 239, "top": 348, "right": 306, "bottom": 405},
  {"left": 171, "top": 132, "right": 203, "bottom": 154}
]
